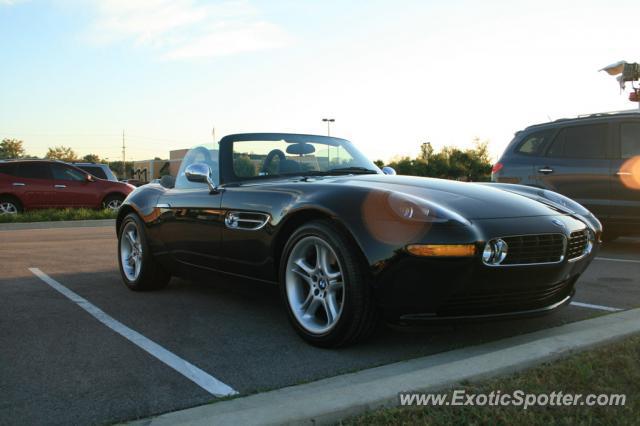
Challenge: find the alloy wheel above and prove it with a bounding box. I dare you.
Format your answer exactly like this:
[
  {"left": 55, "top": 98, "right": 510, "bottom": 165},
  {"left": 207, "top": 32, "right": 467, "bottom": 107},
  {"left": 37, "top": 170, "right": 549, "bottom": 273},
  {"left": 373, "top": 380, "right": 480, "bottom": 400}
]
[
  {"left": 120, "top": 222, "right": 143, "bottom": 281},
  {"left": 0, "top": 202, "right": 18, "bottom": 215},
  {"left": 106, "top": 199, "right": 123, "bottom": 210},
  {"left": 285, "top": 236, "right": 345, "bottom": 334}
]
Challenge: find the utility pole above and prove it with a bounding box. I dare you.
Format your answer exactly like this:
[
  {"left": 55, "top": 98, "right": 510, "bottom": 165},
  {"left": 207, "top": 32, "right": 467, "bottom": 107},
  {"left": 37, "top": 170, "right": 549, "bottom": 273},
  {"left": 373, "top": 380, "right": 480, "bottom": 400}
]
[
  {"left": 212, "top": 126, "right": 216, "bottom": 146},
  {"left": 322, "top": 118, "right": 335, "bottom": 136},
  {"left": 121, "top": 129, "right": 126, "bottom": 178}
]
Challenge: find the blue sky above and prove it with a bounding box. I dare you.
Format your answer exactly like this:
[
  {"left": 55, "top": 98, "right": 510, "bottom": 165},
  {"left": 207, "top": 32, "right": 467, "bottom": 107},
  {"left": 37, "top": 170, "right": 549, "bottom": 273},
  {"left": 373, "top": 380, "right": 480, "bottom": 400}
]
[{"left": 1, "top": 0, "right": 638, "bottom": 162}]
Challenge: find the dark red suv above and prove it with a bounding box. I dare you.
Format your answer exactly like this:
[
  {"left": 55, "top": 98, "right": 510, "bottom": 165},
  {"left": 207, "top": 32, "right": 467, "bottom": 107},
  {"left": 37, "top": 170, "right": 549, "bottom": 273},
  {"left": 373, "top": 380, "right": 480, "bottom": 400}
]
[{"left": 0, "top": 160, "right": 135, "bottom": 214}]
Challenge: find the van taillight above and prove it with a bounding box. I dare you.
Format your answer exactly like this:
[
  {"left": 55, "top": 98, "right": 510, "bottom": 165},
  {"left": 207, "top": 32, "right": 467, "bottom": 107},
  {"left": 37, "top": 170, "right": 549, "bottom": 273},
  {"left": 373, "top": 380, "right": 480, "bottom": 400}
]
[{"left": 491, "top": 163, "right": 504, "bottom": 174}]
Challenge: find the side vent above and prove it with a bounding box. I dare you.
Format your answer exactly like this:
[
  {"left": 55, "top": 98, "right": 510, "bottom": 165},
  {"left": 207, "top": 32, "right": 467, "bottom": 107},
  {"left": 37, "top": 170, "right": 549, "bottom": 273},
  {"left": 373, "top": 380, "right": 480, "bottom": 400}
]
[{"left": 225, "top": 211, "right": 270, "bottom": 231}]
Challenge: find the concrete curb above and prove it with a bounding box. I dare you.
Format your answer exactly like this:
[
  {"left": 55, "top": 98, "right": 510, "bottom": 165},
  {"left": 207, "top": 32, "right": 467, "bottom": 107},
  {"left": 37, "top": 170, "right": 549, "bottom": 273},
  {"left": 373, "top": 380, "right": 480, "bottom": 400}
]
[
  {"left": 131, "top": 308, "right": 640, "bottom": 426},
  {"left": 0, "top": 219, "right": 115, "bottom": 231}
]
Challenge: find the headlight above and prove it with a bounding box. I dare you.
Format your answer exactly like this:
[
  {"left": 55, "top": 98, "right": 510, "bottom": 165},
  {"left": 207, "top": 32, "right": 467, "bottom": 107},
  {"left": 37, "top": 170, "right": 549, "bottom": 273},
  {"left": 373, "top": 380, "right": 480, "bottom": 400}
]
[{"left": 387, "top": 192, "right": 469, "bottom": 224}]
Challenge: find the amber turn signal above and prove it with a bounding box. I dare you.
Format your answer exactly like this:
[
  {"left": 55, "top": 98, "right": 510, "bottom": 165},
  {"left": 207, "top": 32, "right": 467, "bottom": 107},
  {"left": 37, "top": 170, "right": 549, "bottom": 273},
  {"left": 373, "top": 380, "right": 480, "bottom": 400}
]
[{"left": 406, "top": 244, "right": 476, "bottom": 257}]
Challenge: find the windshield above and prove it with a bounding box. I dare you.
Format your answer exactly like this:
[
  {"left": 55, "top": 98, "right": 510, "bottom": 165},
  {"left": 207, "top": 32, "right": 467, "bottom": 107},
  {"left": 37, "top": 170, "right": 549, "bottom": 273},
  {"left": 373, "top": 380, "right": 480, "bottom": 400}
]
[{"left": 229, "top": 134, "right": 380, "bottom": 179}]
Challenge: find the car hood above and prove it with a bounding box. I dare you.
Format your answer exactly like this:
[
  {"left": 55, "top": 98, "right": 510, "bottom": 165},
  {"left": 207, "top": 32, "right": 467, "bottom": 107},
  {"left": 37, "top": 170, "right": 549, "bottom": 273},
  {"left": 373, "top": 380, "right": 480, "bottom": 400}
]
[{"left": 325, "top": 175, "right": 561, "bottom": 220}]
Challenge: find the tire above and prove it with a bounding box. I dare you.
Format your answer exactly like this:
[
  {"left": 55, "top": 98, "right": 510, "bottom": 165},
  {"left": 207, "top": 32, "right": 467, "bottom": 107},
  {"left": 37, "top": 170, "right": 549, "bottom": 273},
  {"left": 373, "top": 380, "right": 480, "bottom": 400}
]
[
  {"left": 117, "top": 213, "right": 170, "bottom": 291},
  {"left": 280, "top": 220, "right": 379, "bottom": 348},
  {"left": 103, "top": 194, "right": 125, "bottom": 211},
  {"left": 0, "top": 196, "right": 23, "bottom": 215}
]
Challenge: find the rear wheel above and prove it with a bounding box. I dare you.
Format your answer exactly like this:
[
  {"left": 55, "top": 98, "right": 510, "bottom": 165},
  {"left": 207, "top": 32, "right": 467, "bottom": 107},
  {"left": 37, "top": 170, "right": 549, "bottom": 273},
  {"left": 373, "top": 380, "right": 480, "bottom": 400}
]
[
  {"left": 280, "top": 220, "right": 378, "bottom": 347},
  {"left": 103, "top": 194, "right": 125, "bottom": 211},
  {"left": 0, "top": 196, "right": 22, "bottom": 215},
  {"left": 118, "top": 213, "right": 170, "bottom": 291}
]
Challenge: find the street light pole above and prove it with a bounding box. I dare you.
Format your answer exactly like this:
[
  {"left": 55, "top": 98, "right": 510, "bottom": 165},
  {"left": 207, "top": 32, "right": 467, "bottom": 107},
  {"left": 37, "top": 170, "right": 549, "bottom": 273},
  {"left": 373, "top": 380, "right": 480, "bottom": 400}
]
[{"left": 322, "top": 118, "right": 335, "bottom": 136}]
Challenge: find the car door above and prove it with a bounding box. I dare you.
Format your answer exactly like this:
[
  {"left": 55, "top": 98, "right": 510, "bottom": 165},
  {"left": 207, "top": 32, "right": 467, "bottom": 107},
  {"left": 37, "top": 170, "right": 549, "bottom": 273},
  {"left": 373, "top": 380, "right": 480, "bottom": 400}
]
[
  {"left": 609, "top": 120, "right": 640, "bottom": 226},
  {"left": 497, "top": 128, "right": 555, "bottom": 185},
  {"left": 535, "top": 122, "right": 612, "bottom": 219},
  {"left": 11, "top": 162, "right": 55, "bottom": 208},
  {"left": 50, "top": 163, "right": 99, "bottom": 207},
  {"left": 155, "top": 146, "right": 225, "bottom": 271}
]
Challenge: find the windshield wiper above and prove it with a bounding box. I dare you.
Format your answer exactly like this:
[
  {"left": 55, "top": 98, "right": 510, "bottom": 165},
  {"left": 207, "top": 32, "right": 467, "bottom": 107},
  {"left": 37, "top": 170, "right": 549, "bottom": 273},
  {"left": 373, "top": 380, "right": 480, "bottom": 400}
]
[
  {"left": 294, "top": 167, "right": 379, "bottom": 178},
  {"left": 326, "top": 166, "right": 378, "bottom": 175}
]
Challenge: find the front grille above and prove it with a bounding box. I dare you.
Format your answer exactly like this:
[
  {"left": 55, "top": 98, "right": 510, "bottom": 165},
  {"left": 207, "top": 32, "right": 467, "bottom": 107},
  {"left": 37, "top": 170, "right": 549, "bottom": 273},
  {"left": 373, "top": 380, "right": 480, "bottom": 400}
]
[
  {"left": 500, "top": 233, "right": 565, "bottom": 265},
  {"left": 567, "top": 229, "right": 589, "bottom": 260},
  {"left": 437, "top": 279, "right": 574, "bottom": 316}
]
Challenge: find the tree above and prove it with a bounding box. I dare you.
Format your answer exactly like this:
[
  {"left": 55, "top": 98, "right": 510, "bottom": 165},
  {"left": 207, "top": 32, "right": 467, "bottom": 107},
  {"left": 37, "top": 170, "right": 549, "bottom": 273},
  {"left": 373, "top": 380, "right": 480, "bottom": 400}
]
[
  {"left": 234, "top": 155, "right": 257, "bottom": 177},
  {"left": 46, "top": 146, "right": 78, "bottom": 162},
  {"left": 385, "top": 138, "right": 493, "bottom": 182},
  {"left": 108, "top": 161, "right": 134, "bottom": 179},
  {"left": 419, "top": 141, "right": 433, "bottom": 162},
  {"left": 83, "top": 153, "right": 101, "bottom": 163},
  {"left": 373, "top": 159, "right": 384, "bottom": 168},
  {"left": 0, "top": 138, "right": 26, "bottom": 159}
]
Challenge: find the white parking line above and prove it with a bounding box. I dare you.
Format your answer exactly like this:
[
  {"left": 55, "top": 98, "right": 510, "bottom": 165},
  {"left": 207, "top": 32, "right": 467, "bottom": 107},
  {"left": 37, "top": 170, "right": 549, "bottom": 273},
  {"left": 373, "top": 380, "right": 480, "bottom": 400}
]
[
  {"left": 570, "top": 301, "right": 623, "bottom": 312},
  {"left": 595, "top": 257, "right": 640, "bottom": 264},
  {"left": 28, "top": 267, "right": 238, "bottom": 398}
]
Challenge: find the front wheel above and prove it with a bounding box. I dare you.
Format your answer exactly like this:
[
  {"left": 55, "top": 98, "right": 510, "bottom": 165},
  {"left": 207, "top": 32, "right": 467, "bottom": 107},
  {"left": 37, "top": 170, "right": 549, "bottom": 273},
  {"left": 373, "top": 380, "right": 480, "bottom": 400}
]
[
  {"left": 118, "top": 213, "right": 170, "bottom": 291},
  {"left": 280, "top": 220, "right": 378, "bottom": 347}
]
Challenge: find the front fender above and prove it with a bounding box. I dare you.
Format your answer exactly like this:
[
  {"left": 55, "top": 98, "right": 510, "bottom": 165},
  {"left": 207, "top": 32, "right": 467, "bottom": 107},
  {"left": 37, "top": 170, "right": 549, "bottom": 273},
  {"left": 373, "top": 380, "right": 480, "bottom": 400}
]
[
  {"left": 116, "top": 184, "right": 165, "bottom": 231},
  {"left": 273, "top": 185, "right": 478, "bottom": 275}
]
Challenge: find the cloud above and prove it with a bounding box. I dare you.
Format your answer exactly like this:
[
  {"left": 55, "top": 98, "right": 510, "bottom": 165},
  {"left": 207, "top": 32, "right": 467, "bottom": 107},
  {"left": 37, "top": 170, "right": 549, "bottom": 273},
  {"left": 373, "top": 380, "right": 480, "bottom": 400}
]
[
  {"left": 0, "top": 0, "right": 26, "bottom": 5},
  {"left": 88, "top": 0, "right": 290, "bottom": 59}
]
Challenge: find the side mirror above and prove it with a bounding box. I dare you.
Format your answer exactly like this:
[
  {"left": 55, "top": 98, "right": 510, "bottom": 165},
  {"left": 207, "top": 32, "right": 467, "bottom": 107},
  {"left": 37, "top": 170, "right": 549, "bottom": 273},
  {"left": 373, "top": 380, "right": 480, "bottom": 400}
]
[
  {"left": 185, "top": 162, "right": 218, "bottom": 193},
  {"left": 382, "top": 166, "right": 396, "bottom": 175}
]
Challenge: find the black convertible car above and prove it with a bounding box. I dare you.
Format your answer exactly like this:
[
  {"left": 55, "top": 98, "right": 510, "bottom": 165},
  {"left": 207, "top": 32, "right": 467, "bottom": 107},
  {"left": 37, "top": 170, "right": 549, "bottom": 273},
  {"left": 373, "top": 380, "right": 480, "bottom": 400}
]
[{"left": 116, "top": 133, "right": 601, "bottom": 347}]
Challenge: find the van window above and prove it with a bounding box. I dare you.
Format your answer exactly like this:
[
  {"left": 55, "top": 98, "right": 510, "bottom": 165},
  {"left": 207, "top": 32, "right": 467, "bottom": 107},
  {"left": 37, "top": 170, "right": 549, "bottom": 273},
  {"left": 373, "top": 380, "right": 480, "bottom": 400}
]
[
  {"left": 15, "top": 162, "right": 52, "bottom": 180},
  {"left": 546, "top": 124, "right": 608, "bottom": 159},
  {"left": 0, "top": 163, "right": 17, "bottom": 176},
  {"left": 51, "top": 164, "right": 86, "bottom": 181},
  {"left": 620, "top": 122, "right": 640, "bottom": 159},
  {"left": 78, "top": 165, "right": 108, "bottom": 180},
  {"left": 515, "top": 130, "right": 552, "bottom": 156}
]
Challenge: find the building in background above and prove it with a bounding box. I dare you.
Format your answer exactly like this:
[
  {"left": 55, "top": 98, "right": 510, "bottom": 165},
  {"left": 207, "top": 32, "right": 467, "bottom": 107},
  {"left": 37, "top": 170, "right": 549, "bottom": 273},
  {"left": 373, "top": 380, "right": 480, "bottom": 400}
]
[
  {"left": 169, "top": 149, "right": 188, "bottom": 176},
  {"left": 129, "top": 149, "right": 188, "bottom": 184},
  {"left": 131, "top": 159, "right": 169, "bottom": 183}
]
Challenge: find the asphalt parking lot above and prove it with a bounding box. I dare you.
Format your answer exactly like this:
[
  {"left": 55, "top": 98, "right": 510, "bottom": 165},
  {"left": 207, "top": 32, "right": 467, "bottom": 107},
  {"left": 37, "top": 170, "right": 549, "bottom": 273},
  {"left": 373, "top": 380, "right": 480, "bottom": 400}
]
[{"left": 1, "top": 226, "right": 639, "bottom": 425}]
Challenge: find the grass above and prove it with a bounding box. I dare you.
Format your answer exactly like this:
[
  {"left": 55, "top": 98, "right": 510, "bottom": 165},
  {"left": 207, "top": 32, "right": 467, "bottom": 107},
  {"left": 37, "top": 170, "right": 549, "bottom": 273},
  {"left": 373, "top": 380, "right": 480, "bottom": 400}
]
[
  {"left": 0, "top": 208, "right": 117, "bottom": 223},
  {"left": 342, "top": 335, "right": 640, "bottom": 426}
]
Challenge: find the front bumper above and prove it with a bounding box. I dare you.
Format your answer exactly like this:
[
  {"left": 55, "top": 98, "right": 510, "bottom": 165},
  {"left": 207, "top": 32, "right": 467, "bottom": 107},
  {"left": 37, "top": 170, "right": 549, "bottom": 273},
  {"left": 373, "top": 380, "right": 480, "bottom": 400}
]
[{"left": 373, "top": 215, "right": 598, "bottom": 320}]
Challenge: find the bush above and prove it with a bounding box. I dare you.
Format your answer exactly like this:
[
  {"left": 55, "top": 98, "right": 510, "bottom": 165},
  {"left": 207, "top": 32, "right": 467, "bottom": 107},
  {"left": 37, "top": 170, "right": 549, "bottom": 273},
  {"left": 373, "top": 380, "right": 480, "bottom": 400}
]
[
  {"left": 385, "top": 139, "right": 492, "bottom": 182},
  {"left": 0, "top": 208, "right": 117, "bottom": 223}
]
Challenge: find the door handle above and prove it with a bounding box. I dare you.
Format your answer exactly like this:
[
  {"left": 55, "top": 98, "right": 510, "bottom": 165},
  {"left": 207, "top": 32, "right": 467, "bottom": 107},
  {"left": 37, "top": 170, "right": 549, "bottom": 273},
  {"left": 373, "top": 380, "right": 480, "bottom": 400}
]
[
  {"left": 538, "top": 167, "right": 554, "bottom": 174},
  {"left": 12, "top": 182, "right": 26, "bottom": 187},
  {"left": 54, "top": 184, "right": 67, "bottom": 188}
]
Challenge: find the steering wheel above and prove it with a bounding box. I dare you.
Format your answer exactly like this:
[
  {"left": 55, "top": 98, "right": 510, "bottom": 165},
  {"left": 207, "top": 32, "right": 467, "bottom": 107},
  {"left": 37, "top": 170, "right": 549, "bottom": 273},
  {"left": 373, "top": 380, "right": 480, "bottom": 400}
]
[{"left": 261, "top": 149, "right": 286, "bottom": 174}]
